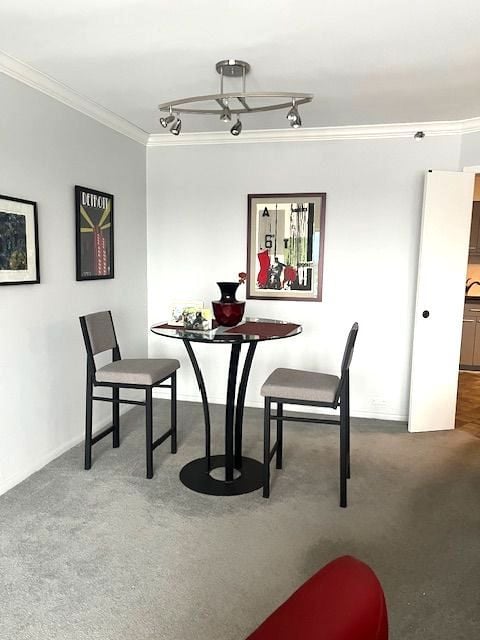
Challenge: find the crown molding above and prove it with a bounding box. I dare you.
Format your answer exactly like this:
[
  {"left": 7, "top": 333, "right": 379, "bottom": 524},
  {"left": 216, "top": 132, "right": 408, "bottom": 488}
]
[
  {"left": 460, "top": 117, "right": 480, "bottom": 135},
  {"left": 2, "top": 48, "right": 480, "bottom": 149},
  {"left": 0, "top": 50, "right": 149, "bottom": 146},
  {"left": 147, "top": 117, "right": 480, "bottom": 147}
]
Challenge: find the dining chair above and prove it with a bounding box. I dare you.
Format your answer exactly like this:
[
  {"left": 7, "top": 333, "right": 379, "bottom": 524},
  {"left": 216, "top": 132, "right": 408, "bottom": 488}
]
[
  {"left": 79, "top": 310, "right": 180, "bottom": 479},
  {"left": 260, "top": 322, "right": 359, "bottom": 507}
]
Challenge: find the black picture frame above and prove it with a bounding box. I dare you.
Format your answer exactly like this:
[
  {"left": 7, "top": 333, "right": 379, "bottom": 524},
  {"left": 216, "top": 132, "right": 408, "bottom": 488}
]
[
  {"left": 75, "top": 185, "right": 114, "bottom": 281},
  {"left": 0, "top": 194, "right": 40, "bottom": 286},
  {"left": 247, "top": 192, "right": 326, "bottom": 301}
]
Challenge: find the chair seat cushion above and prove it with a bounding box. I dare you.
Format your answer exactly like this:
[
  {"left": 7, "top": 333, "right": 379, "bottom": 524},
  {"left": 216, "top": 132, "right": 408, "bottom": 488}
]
[
  {"left": 261, "top": 367, "right": 339, "bottom": 404},
  {"left": 96, "top": 358, "right": 180, "bottom": 386}
]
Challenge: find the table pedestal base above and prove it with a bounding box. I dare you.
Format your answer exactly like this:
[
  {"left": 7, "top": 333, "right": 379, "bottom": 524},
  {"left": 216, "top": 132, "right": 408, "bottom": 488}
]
[{"left": 179, "top": 455, "right": 263, "bottom": 496}]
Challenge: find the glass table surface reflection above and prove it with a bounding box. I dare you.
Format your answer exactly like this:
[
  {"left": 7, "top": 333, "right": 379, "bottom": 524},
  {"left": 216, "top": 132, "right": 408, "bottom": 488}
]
[{"left": 151, "top": 317, "right": 302, "bottom": 343}]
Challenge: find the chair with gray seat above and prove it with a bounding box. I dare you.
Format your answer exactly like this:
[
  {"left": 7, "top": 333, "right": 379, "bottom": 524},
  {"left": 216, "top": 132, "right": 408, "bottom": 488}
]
[
  {"left": 261, "top": 322, "right": 358, "bottom": 507},
  {"left": 79, "top": 310, "right": 180, "bottom": 478}
]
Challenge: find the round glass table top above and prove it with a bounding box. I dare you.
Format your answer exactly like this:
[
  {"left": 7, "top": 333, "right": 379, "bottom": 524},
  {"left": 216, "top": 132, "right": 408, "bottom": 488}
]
[{"left": 150, "top": 317, "right": 302, "bottom": 344}]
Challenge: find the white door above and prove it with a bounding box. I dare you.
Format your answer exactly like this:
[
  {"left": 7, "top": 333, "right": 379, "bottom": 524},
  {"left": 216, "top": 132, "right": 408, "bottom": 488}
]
[{"left": 409, "top": 170, "right": 475, "bottom": 432}]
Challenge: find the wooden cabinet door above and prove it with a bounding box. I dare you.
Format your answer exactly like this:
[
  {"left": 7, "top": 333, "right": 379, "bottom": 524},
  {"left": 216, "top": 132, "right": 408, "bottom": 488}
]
[
  {"left": 460, "top": 318, "right": 476, "bottom": 365},
  {"left": 470, "top": 203, "right": 480, "bottom": 252},
  {"left": 474, "top": 319, "right": 480, "bottom": 365}
]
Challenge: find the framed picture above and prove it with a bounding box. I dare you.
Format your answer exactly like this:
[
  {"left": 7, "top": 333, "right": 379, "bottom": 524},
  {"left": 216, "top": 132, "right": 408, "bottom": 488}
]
[
  {"left": 247, "top": 193, "right": 326, "bottom": 301},
  {"left": 75, "top": 185, "right": 114, "bottom": 281},
  {"left": 0, "top": 194, "right": 40, "bottom": 286}
]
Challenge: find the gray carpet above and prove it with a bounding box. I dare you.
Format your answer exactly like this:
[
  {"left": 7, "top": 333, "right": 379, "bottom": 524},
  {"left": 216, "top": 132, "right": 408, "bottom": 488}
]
[{"left": 0, "top": 400, "right": 479, "bottom": 640}]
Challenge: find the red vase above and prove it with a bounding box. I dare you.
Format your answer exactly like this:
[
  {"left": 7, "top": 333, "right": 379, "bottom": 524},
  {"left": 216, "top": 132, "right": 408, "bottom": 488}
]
[{"left": 212, "top": 282, "right": 245, "bottom": 327}]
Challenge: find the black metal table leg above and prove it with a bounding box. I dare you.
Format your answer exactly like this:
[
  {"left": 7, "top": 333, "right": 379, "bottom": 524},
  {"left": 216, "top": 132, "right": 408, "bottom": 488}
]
[
  {"left": 234, "top": 342, "right": 257, "bottom": 467},
  {"left": 179, "top": 340, "right": 263, "bottom": 496},
  {"left": 183, "top": 340, "right": 212, "bottom": 471},
  {"left": 152, "top": 317, "right": 302, "bottom": 497},
  {"left": 225, "top": 344, "right": 241, "bottom": 481}
]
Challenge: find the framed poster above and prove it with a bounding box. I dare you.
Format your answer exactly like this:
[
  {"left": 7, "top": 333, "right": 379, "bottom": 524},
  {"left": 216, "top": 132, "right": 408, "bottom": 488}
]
[
  {"left": 247, "top": 193, "right": 326, "bottom": 301},
  {"left": 75, "top": 186, "right": 114, "bottom": 281},
  {"left": 0, "top": 194, "right": 40, "bottom": 286}
]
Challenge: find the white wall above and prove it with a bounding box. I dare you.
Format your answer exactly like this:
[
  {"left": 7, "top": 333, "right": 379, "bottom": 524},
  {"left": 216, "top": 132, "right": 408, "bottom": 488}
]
[
  {"left": 0, "top": 75, "right": 147, "bottom": 495},
  {"left": 147, "top": 135, "right": 462, "bottom": 421},
  {"left": 460, "top": 131, "right": 480, "bottom": 168}
]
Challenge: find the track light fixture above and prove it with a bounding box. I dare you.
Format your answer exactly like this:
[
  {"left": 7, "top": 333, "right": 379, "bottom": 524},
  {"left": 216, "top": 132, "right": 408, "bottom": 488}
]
[
  {"left": 157, "top": 59, "right": 313, "bottom": 137},
  {"left": 290, "top": 113, "right": 302, "bottom": 128},
  {"left": 230, "top": 117, "right": 242, "bottom": 136},
  {"left": 286, "top": 98, "right": 302, "bottom": 128},
  {"left": 170, "top": 118, "right": 182, "bottom": 135},
  {"left": 159, "top": 107, "right": 175, "bottom": 128},
  {"left": 286, "top": 99, "right": 299, "bottom": 121},
  {"left": 220, "top": 99, "right": 232, "bottom": 122}
]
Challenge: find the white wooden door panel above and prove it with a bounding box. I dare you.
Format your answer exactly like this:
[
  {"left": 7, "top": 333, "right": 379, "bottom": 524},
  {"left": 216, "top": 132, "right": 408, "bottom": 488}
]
[{"left": 409, "top": 170, "right": 475, "bottom": 432}]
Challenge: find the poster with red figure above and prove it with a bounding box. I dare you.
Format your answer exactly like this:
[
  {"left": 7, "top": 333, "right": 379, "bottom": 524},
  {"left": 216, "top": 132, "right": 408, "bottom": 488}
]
[
  {"left": 247, "top": 193, "right": 325, "bottom": 301},
  {"left": 75, "top": 186, "right": 114, "bottom": 281}
]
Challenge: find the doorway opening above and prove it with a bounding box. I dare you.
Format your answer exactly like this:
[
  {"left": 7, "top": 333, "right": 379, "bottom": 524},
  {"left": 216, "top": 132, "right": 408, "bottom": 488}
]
[{"left": 456, "top": 173, "right": 480, "bottom": 438}]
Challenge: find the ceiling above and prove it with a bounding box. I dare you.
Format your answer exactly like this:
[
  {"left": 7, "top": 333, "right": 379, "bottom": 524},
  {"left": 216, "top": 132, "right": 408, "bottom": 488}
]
[{"left": 1, "top": 0, "right": 480, "bottom": 135}]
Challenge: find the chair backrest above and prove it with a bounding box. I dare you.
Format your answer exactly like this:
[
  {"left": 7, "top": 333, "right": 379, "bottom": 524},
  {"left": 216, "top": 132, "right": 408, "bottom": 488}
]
[
  {"left": 333, "top": 322, "right": 359, "bottom": 405},
  {"left": 79, "top": 311, "right": 119, "bottom": 362},
  {"left": 340, "top": 322, "right": 359, "bottom": 376}
]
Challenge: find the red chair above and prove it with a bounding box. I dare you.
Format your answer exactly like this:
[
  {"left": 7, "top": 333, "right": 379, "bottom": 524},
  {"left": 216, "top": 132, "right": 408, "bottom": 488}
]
[{"left": 246, "top": 556, "right": 388, "bottom": 640}]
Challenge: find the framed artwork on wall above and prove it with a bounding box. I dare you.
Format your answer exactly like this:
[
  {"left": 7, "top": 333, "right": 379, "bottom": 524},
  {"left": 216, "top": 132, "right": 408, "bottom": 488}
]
[
  {"left": 247, "top": 192, "right": 326, "bottom": 301},
  {"left": 0, "top": 194, "right": 40, "bottom": 286},
  {"left": 75, "top": 185, "right": 114, "bottom": 281}
]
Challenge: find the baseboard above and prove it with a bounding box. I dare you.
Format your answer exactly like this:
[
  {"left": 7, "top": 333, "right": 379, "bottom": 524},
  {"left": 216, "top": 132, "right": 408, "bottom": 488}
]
[
  {"left": 0, "top": 410, "right": 130, "bottom": 497},
  {"left": 152, "top": 389, "right": 407, "bottom": 423},
  {"left": 353, "top": 409, "right": 407, "bottom": 422}
]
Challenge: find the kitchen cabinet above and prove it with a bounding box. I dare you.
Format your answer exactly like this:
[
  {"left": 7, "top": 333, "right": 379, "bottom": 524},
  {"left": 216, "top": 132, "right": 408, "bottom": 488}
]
[
  {"left": 468, "top": 203, "right": 480, "bottom": 254},
  {"left": 474, "top": 175, "right": 480, "bottom": 202},
  {"left": 460, "top": 302, "right": 480, "bottom": 367},
  {"left": 460, "top": 317, "right": 476, "bottom": 365}
]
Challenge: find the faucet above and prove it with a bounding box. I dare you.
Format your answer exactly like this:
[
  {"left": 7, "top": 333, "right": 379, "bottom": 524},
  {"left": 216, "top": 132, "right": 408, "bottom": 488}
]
[{"left": 466, "top": 278, "right": 480, "bottom": 294}]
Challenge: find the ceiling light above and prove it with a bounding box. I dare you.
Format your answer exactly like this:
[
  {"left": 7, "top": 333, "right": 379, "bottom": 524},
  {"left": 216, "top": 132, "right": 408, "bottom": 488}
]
[
  {"left": 286, "top": 99, "right": 299, "bottom": 121},
  {"left": 290, "top": 112, "right": 302, "bottom": 128},
  {"left": 414, "top": 131, "right": 425, "bottom": 141},
  {"left": 170, "top": 118, "right": 182, "bottom": 135},
  {"left": 159, "top": 107, "right": 175, "bottom": 128},
  {"left": 157, "top": 59, "right": 313, "bottom": 136},
  {"left": 230, "top": 117, "right": 242, "bottom": 136}
]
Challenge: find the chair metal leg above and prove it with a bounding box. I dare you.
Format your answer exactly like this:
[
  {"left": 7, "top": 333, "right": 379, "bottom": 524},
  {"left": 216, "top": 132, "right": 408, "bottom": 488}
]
[
  {"left": 171, "top": 371, "right": 177, "bottom": 454},
  {"left": 84, "top": 374, "right": 93, "bottom": 470},
  {"left": 263, "top": 397, "right": 271, "bottom": 498},
  {"left": 276, "top": 402, "right": 283, "bottom": 469},
  {"left": 112, "top": 387, "right": 120, "bottom": 448},
  {"left": 345, "top": 373, "right": 350, "bottom": 479},
  {"left": 146, "top": 387, "right": 153, "bottom": 479},
  {"left": 339, "top": 390, "right": 348, "bottom": 508}
]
